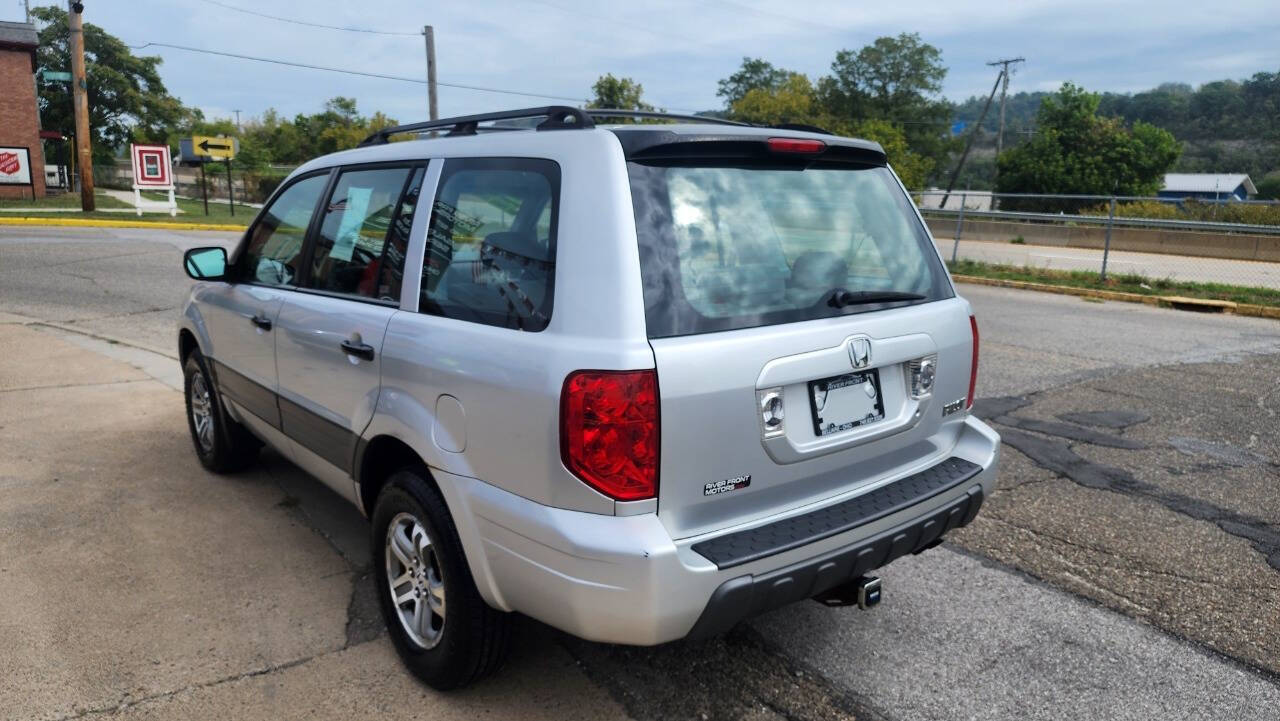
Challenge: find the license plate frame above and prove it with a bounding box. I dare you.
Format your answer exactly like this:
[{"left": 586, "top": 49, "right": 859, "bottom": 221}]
[{"left": 809, "top": 370, "right": 886, "bottom": 437}]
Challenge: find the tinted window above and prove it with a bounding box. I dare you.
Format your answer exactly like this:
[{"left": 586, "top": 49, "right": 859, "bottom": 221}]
[
  {"left": 306, "top": 166, "right": 422, "bottom": 301},
  {"left": 377, "top": 167, "right": 425, "bottom": 302},
  {"left": 239, "top": 174, "right": 327, "bottom": 286},
  {"left": 419, "top": 158, "right": 559, "bottom": 331},
  {"left": 627, "top": 162, "right": 951, "bottom": 337}
]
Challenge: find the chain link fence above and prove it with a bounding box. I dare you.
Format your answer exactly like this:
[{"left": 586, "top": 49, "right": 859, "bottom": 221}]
[
  {"left": 84, "top": 162, "right": 297, "bottom": 206},
  {"left": 913, "top": 191, "right": 1280, "bottom": 301}
]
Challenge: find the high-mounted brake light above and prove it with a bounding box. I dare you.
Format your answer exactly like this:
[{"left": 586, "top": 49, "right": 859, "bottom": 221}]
[
  {"left": 966, "top": 315, "right": 980, "bottom": 410},
  {"left": 561, "top": 369, "right": 659, "bottom": 501},
  {"left": 767, "top": 137, "right": 826, "bottom": 154}
]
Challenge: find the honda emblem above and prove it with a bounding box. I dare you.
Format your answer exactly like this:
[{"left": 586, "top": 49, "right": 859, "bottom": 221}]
[{"left": 848, "top": 337, "right": 871, "bottom": 369}]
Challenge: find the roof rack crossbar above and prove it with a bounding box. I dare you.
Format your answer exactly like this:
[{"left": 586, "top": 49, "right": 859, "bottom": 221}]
[
  {"left": 583, "top": 109, "right": 750, "bottom": 127},
  {"left": 358, "top": 105, "right": 594, "bottom": 146}
]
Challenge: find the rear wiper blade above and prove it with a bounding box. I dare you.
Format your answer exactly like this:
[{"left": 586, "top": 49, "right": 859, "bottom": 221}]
[{"left": 825, "top": 289, "right": 927, "bottom": 308}]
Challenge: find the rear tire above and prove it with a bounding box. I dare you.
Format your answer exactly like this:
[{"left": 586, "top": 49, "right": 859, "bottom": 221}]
[
  {"left": 183, "top": 350, "right": 260, "bottom": 473},
  {"left": 371, "top": 468, "right": 511, "bottom": 689}
]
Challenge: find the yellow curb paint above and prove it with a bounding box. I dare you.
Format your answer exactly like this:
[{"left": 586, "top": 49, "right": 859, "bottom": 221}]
[
  {"left": 1156, "top": 296, "right": 1237, "bottom": 312},
  {"left": 951, "top": 275, "right": 1159, "bottom": 305},
  {"left": 952, "top": 275, "right": 1278, "bottom": 320},
  {"left": 0, "top": 216, "right": 245, "bottom": 232},
  {"left": 1235, "top": 303, "right": 1280, "bottom": 320}
]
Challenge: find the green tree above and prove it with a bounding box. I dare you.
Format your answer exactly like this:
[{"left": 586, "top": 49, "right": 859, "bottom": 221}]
[
  {"left": 717, "top": 57, "right": 793, "bottom": 107},
  {"left": 587, "top": 74, "right": 654, "bottom": 110},
  {"left": 729, "top": 74, "right": 932, "bottom": 188},
  {"left": 817, "top": 33, "right": 954, "bottom": 170},
  {"left": 1256, "top": 171, "right": 1280, "bottom": 200},
  {"left": 31, "top": 6, "right": 189, "bottom": 162},
  {"left": 719, "top": 36, "right": 953, "bottom": 182},
  {"left": 995, "top": 82, "right": 1181, "bottom": 206}
]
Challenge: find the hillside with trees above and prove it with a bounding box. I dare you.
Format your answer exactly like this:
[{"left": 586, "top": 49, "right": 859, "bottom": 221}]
[{"left": 953, "top": 71, "right": 1280, "bottom": 194}]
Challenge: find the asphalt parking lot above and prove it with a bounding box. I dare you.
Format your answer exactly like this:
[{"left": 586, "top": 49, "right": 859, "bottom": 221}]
[{"left": 2, "top": 226, "right": 1279, "bottom": 720}]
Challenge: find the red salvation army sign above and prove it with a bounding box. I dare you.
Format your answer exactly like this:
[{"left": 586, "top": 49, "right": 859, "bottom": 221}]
[
  {"left": 130, "top": 143, "right": 173, "bottom": 187},
  {"left": 0, "top": 147, "right": 33, "bottom": 185}
]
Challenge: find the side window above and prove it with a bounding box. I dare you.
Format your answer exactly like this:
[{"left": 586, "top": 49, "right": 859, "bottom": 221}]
[
  {"left": 306, "top": 166, "right": 422, "bottom": 301},
  {"left": 377, "top": 167, "right": 426, "bottom": 302},
  {"left": 420, "top": 158, "right": 559, "bottom": 331},
  {"left": 239, "top": 174, "right": 328, "bottom": 286}
]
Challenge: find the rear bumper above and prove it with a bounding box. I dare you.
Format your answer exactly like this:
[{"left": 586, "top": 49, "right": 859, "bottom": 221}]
[{"left": 436, "top": 415, "right": 1000, "bottom": 645}]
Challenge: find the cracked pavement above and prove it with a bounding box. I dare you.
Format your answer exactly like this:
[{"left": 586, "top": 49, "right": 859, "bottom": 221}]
[
  {"left": 3, "top": 226, "right": 1280, "bottom": 720},
  {"left": 956, "top": 354, "right": 1280, "bottom": 675}
]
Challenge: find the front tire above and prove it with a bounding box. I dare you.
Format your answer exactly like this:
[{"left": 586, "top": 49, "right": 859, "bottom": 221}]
[
  {"left": 371, "top": 469, "right": 511, "bottom": 689},
  {"left": 183, "top": 350, "right": 259, "bottom": 473}
]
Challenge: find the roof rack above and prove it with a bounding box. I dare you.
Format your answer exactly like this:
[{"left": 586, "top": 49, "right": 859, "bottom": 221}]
[
  {"left": 357, "top": 106, "right": 759, "bottom": 146},
  {"left": 583, "top": 109, "right": 750, "bottom": 127},
  {"left": 358, "top": 105, "right": 594, "bottom": 146}
]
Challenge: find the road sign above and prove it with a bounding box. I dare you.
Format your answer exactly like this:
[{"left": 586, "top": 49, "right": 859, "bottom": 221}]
[
  {"left": 41, "top": 70, "right": 72, "bottom": 82},
  {"left": 0, "top": 147, "right": 33, "bottom": 186},
  {"left": 129, "top": 143, "right": 177, "bottom": 217},
  {"left": 130, "top": 143, "right": 172, "bottom": 187},
  {"left": 190, "top": 135, "right": 237, "bottom": 160}
]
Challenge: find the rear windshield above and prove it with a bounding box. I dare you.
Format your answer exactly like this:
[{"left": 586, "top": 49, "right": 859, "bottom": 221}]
[{"left": 627, "top": 161, "right": 951, "bottom": 337}]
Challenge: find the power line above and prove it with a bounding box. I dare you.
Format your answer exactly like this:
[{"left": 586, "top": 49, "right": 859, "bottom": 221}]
[
  {"left": 521, "top": 0, "right": 703, "bottom": 45},
  {"left": 128, "top": 42, "right": 590, "bottom": 103},
  {"left": 704, "top": 0, "right": 834, "bottom": 33},
  {"left": 190, "top": 0, "right": 420, "bottom": 36}
]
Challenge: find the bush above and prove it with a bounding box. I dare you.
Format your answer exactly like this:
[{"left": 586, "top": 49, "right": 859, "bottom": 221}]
[{"left": 1081, "top": 198, "right": 1280, "bottom": 225}]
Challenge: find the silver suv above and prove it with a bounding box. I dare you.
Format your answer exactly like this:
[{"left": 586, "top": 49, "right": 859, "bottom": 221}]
[{"left": 178, "top": 106, "right": 1000, "bottom": 689}]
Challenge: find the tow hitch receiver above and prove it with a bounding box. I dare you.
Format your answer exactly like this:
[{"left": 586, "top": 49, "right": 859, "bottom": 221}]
[{"left": 813, "top": 575, "right": 882, "bottom": 609}]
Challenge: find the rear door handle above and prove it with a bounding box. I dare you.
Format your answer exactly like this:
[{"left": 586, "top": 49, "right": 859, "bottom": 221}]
[
  {"left": 250, "top": 313, "right": 272, "bottom": 331},
  {"left": 340, "top": 339, "right": 375, "bottom": 361}
]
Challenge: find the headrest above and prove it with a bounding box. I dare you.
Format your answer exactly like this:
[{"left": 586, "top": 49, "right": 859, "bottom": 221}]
[
  {"left": 790, "top": 251, "right": 848, "bottom": 289},
  {"left": 482, "top": 231, "right": 551, "bottom": 264}
]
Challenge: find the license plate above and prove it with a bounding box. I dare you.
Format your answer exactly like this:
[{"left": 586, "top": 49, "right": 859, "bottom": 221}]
[{"left": 809, "top": 370, "right": 885, "bottom": 437}]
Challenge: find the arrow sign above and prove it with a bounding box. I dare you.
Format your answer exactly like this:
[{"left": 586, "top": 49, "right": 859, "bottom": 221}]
[{"left": 189, "top": 134, "right": 237, "bottom": 160}]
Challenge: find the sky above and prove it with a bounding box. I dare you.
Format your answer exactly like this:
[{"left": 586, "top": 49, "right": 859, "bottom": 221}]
[{"left": 6, "top": 0, "right": 1279, "bottom": 126}]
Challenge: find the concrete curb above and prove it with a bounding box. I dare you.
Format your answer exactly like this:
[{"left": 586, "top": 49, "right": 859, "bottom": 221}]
[
  {"left": 0, "top": 216, "right": 246, "bottom": 232},
  {"left": 26, "top": 320, "right": 178, "bottom": 360},
  {"left": 952, "top": 274, "right": 1280, "bottom": 320}
]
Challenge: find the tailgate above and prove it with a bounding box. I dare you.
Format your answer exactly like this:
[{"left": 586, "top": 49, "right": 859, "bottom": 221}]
[{"left": 652, "top": 297, "right": 975, "bottom": 539}]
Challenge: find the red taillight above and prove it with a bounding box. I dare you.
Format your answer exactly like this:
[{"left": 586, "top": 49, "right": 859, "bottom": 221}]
[
  {"left": 966, "top": 315, "right": 980, "bottom": 410},
  {"left": 560, "top": 369, "right": 659, "bottom": 501},
  {"left": 767, "top": 137, "right": 826, "bottom": 154}
]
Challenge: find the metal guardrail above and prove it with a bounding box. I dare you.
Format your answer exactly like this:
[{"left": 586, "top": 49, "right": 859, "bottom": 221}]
[
  {"left": 915, "top": 192, "right": 1280, "bottom": 283},
  {"left": 919, "top": 207, "right": 1280, "bottom": 237}
]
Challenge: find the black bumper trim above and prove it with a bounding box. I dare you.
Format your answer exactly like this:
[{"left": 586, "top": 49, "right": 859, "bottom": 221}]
[
  {"left": 691, "top": 456, "right": 982, "bottom": 570},
  {"left": 686, "top": 481, "right": 984, "bottom": 640}
]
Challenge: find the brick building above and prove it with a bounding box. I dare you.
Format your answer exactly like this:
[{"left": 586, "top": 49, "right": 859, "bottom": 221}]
[{"left": 0, "top": 20, "right": 46, "bottom": 200}]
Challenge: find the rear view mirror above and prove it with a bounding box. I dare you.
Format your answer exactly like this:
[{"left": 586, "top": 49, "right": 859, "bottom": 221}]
[{"left": 184, "top": 246, "right": 228, "bottom": 280}]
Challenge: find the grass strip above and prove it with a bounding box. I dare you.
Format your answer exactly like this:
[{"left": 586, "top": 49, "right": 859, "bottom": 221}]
[{"left": 947, "top": 258, "right": 1280, "bottom": 308}]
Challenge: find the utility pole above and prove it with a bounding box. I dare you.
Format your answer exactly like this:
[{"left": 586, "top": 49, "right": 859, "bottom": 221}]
[
  {"left": 986, "top": 57, "right": 1025, "bottom": 159},
  {"left": 233, "top": 109, "right": 241, "bottom": 132},
  {"left": 24, "top": 0, "right": 31, "bottom": 23},
  {"left": 940, "top": 69, "right": 1003, "bottom": 209},
  {"left": 68, "top": 1, "right": 94, "bottom": 211},
  {"left": 423, "top": 25, "right": 438, "bottom": 120}
]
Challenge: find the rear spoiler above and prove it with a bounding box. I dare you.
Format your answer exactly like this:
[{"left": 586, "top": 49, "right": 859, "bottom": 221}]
[{"left": 611, "top": 130, "right": 887, "bottom": 166}]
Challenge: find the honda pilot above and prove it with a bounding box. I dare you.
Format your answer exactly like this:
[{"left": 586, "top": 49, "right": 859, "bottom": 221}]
[{"left": 177, "top": 106, "right": 1000, "bottom": 689}]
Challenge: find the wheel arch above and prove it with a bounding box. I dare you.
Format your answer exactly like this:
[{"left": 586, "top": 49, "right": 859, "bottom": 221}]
[
  {"left": 356, "top": 434, "right": 429, "bottom": 517},
  {"left": 178, "top": 328, "right": 199, "bottom": 364},
  {"left": 355, "top": 432, "right": 509, "bottom": 611}
]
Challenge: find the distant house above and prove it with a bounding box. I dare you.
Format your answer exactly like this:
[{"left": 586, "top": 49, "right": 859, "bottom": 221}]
[
  {"left": 1159, "top": 174, "right": 1257, "bottom": 202},
  {"left": 915, "top": 189, "right": 993, "bottom": 211}
]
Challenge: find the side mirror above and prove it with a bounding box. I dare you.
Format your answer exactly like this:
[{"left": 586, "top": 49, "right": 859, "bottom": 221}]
[{"left": 184, "top": 246, "right": 228, "bottom": 281}]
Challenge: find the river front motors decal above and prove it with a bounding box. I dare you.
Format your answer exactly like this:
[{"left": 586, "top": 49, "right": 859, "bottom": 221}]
[{"left": 704, "top": 474, "right": 752, "bottom": 496}]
